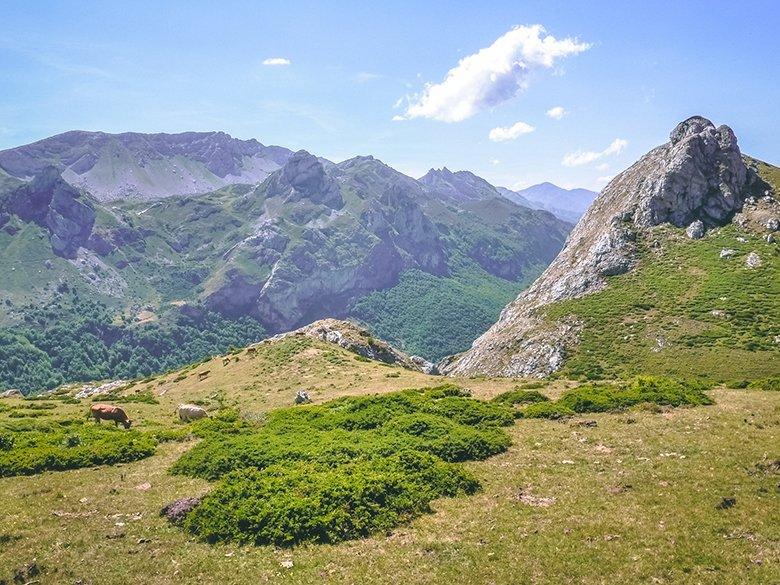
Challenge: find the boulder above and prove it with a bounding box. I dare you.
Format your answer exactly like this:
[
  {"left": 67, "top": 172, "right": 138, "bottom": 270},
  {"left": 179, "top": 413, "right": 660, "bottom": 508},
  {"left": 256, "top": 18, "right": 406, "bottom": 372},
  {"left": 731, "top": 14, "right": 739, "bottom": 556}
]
[
  {"left": 745, "top": 251, "right": 762, "bottom": 268},
  {"left": 685, "top": 220, "right": 705, "bottom": 239},
  {"left": 767, "top": 218, "right": 779, "bottom": 232},
  {"left": 719, "top": 249, "right": 737, "bottom": 259}
]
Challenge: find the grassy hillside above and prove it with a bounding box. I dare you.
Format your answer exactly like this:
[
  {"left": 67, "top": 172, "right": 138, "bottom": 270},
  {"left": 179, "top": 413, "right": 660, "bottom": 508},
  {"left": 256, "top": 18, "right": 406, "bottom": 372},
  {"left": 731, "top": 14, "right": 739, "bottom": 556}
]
[
  {"left": 0, "top": 339, "right": 777, "bottom": 583},
  {"left": 546, "top": 224, "right": 779, "bottom": 381}
]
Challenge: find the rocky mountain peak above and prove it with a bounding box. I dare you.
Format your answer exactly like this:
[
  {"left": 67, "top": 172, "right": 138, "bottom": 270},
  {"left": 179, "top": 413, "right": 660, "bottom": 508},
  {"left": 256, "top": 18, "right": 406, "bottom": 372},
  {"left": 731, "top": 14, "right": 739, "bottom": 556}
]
[
  {"left": 268, "top": 150, "right": 343, "bottom": 208},
  {"left": 441, "top": 116, "right": 770, "bottom": 378}
]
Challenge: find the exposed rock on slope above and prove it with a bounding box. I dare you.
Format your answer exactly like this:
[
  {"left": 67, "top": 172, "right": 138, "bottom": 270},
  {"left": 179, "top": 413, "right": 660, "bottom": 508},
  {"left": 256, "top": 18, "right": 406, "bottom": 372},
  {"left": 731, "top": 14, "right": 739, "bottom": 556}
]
[
  {"left": 257, "top": 318, "right": 437, "bottom": 373},
  {"left": 442, "top": 116, "right": 771, "bottom": 377},
  {"left": 3, "top": 166, "right": 95, "bottom": 258},
  {"left": 0, "top": 130, "right": 292, "bottom": 201}
]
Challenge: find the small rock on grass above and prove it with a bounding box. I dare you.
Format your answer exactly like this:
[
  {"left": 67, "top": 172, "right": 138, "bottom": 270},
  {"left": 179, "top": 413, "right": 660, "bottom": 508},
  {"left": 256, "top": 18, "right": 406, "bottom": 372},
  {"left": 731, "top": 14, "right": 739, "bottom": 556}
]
[{"left": 716, "top": 497, "right": 736, "bottom": 510}]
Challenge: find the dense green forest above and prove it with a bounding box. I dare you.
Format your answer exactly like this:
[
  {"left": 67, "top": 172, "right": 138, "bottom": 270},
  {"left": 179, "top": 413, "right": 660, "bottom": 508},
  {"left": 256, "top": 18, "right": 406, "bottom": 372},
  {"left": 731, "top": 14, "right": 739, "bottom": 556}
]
[
  {"left": 352, "top": 259, "right": 539, "bottom": 361},
  {"left": 0, "top": 298, "right": 266, "bottom": 395}
]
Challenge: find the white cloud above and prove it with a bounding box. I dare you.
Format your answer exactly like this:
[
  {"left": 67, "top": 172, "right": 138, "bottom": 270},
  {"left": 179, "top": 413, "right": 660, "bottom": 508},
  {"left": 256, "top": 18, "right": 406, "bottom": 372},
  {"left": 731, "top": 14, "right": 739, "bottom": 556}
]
[
  {"left": 262, "top": 57, "right": 291, "bottom": 66},
  {"left": 490, "top": 159, "right": 501, "bottom": 165},
  {"left": 489, "top": 121, "right": 535, "bottom": 142},
  {"left": 546, "top": 106, "right": 566, "bottom": 120},
  {"left": 562, "top": 138, "right": 628, "bottom": 167},
  {"left": 395, "top": 25, "right": 590, "bottom": 122},
  {"left": 595, "top": 163, "right": 610, "bottom": 171},
  {"left": 597, "top": 175, "right": 615, "bottom": 183}
]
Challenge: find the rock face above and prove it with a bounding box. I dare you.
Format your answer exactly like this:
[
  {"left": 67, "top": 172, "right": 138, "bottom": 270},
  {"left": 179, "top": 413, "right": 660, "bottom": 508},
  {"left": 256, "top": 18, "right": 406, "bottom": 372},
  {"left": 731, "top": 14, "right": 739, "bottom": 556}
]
[
  {"left": 0, "top": 130, "right": 293, "bottom": 201},
  {"left": 4, "top": 166, "right": 95, "bottom": 258},
  {"left": 258, "top": 318, "right": 436, "bottom": 373},
  {"left": 442, "top": 116, "right": 768, "bottom": 378}
]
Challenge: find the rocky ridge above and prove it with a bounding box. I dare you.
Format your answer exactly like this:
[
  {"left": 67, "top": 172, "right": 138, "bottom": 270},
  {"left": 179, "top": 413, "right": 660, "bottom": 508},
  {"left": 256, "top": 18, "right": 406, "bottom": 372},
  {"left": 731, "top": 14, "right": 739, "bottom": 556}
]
[
  {"left": 442, "top": 116, "right": 775, "bottom": 377},
  {"left": 0, "top": 130, "right": 293, "bottom": 201},
  {"left": 256, "top": 318, "right": 437, "bottom": 373}
]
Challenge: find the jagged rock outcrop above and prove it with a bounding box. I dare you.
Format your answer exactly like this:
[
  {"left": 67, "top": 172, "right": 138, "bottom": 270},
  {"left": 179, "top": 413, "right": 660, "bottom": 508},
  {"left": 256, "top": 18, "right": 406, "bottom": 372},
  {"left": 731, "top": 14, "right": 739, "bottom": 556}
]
[
  {"left": 3, "top": 166, "right": 95, "bottom": 258},
  {"left": 257, "top": 318, "right": 437, "bottom": 373},
  {"left": 442, "top": 116, "right": 769, "bottom": 378}
]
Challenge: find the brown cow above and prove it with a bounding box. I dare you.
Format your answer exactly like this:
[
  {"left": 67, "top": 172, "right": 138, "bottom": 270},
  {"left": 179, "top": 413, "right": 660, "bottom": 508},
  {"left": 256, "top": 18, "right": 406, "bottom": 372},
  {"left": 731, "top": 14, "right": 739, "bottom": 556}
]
[{"left": 90, "top": 404, "right": 132, "bottom": 429}]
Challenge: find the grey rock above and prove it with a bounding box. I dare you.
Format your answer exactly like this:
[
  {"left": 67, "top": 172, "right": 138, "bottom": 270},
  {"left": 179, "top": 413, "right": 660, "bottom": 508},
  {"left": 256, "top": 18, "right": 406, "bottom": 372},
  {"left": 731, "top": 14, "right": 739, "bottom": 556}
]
[
  {"left": 442, "top": 116, "right": 764, "bottom": 378},
  {"left": 719, "top": 249, "right": 737, "bottom": 259},
  {"left": 766, "top": 233, "right": 776, "bottom": 244},
  {"left": 745, "top": 251, "right": 762, "bottom": 268},
  {"left": 686, "top": 219, "right": 705, "bottom": 239},
  {"left": 160, "top": 497, "right": 201, "bottom": 525},
  {"left": 294, "top": 390, "right": 312, "bottom": 404},
  {"left": 767, "top": 218, "right": 779, "bottom": 232}
]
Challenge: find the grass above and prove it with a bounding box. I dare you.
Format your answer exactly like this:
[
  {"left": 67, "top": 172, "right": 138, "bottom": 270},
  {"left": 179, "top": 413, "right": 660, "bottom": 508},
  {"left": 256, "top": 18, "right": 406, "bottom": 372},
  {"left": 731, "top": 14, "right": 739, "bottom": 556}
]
[
  {"left": 0, "top": 339, "right": 776, "bottom": 583},
  {"left": 545, "top": 225, "right": 779, "bottom": 381}
]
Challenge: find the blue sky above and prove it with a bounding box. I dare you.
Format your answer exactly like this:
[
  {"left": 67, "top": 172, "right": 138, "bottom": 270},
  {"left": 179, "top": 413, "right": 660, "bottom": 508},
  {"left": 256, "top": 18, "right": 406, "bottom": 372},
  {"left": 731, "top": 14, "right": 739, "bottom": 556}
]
[{"left": 0, "top": 1, "right": 778, "bottom": 190}]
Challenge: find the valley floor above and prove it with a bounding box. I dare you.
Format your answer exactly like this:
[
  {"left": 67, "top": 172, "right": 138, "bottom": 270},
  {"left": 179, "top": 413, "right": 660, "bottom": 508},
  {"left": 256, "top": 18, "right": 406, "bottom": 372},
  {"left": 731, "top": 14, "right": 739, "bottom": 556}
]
[{"left": 0, "top": 381, "right": 777, "bottom": 584}]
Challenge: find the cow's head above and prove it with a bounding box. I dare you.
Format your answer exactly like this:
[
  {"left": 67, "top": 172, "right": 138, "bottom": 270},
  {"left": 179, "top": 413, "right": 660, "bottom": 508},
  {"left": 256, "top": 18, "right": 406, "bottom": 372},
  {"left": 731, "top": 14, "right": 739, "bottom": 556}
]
[{"left": 123, "top": 419, "right": 132, "bottom": 429}]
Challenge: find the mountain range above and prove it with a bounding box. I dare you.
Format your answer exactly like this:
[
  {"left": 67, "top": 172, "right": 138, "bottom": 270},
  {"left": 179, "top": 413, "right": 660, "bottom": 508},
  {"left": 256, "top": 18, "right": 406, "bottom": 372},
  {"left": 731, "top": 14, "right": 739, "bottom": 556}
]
[
  {"left": 0, "top": 132, "right": 574, "bottom": 393},
  {"left": 499, "top": 182, "right": 598, "bottom": 222}
]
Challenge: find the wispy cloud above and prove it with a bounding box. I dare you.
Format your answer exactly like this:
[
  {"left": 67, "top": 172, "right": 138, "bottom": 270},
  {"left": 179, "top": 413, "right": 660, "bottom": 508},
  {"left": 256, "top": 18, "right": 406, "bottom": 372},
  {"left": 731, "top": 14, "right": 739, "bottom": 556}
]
[
  {"left": 562, "top": 138, "right": 628, "bottom": 167},
  {"left": 488, "top": 121, "right": 535, "bottom": 142},
  {"left": 394, "top": 25, "right": 589, "bottom": 122},
  {"left": 546, "top": 106, "right": 566, "bottom": 120},
  {"left": 355, "top": 72, "right": 382, "bottom": 83},
  {"left": 597, "top": 175, "right": 615, "bottom": 183},
  {"left": 262, "top": 57, "right": 291, "bottom": 66}
]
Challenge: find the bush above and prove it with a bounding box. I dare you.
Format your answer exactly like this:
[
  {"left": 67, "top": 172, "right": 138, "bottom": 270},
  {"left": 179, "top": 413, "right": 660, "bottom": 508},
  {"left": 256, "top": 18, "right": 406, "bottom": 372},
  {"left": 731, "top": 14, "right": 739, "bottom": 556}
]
[
  {"left": 184, "top": 453, "right": 479, "bottom": 546},
  {"left": 0, "top": 421, "right": 157, "bottom": 477},
  {"left": 522, "top": 377, "right": 712, "bottom": 418},
  {"left": 521, "top": 402, "right": 575, "bottom": 419},
  {"left": 170, "top": 387, "right": 512, "bottom": 545},
  {"left": 747, "top": 377, "right": 780, "bottom": 391},
  {"left": 492, "top": 389, "right": 550, "bottom": 406}
]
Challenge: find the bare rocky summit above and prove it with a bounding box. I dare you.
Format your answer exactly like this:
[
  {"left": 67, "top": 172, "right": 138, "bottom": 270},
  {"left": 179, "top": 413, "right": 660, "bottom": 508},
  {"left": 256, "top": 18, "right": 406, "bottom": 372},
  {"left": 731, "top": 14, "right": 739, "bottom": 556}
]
[{"left": 442, "top": 116, "right": 773, "bottom": 378}]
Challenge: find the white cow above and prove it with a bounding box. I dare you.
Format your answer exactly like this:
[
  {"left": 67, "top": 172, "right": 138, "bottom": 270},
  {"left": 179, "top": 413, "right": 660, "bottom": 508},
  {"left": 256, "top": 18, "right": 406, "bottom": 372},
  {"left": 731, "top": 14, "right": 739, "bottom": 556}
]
[{"left": 177, "top": 403, "right": 208, "bottom": 422}]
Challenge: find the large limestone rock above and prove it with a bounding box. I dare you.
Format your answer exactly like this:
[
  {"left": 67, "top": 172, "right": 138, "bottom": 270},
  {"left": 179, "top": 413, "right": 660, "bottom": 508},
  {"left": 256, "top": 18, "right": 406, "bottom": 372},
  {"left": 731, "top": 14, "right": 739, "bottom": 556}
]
[{"left": 442, "top": 116, "right": 766, "bottom": 378}]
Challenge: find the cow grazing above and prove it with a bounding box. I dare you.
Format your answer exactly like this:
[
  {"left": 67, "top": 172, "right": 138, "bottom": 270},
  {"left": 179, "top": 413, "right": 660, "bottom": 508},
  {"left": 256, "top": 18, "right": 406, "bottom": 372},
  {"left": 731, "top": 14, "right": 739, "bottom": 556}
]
[
  {"left": 177, "top": 404, "right": 208, "bottom": 422},
  {"left": 197, "top": 370, "right": 210, "bottom": 381},
  {"left": 222, "top": 357, "right": 230, "bottom": 366},
  {"left": 90, "top": 404, "right": 132, "bottom": 429},
  {"left": 246, "top": 347, "right": 257, "bottom": 356}
]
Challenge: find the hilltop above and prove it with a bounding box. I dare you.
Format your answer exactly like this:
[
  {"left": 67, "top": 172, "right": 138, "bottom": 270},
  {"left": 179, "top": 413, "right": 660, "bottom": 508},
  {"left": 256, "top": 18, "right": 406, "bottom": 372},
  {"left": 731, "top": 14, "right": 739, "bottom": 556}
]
[{"left": 444, "top": 117, "right": 780, "bottom": 381}]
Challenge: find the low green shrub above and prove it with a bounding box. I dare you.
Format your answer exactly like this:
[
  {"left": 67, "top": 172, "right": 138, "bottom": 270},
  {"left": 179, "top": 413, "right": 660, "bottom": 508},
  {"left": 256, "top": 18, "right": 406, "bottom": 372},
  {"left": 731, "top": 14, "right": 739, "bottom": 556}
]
[
  {"left": 185, "top": 452, "right": 479, "bottom": 546},
  {"left": 492, "top": 389, "right": 550, "bottom": 406},
  {"left": 747, "top": 377, "right": 780, "bottom": 391},
  {"left": 0, "top": 421, "right": 157, "bottom": 477},
  {"left": 520, "top": 402, "right": 575, "bottom": 419},
  {"left": 522, "top": 376, "right": 712, "bottom": 418},
  {"left": 171, "top": 386, "right": 512, "bottom": 545}
]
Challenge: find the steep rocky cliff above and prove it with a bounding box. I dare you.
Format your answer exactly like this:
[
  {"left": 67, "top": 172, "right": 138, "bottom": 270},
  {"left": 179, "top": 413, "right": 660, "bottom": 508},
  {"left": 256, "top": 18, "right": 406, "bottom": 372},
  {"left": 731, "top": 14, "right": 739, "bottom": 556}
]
[{"left": 442, "top": 116, "right": 776, "bottom": 378}]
